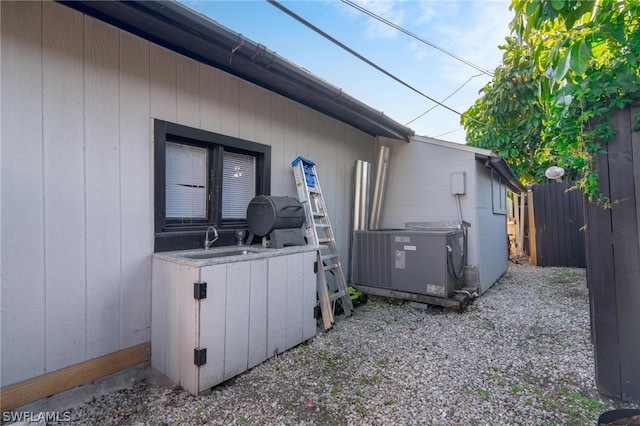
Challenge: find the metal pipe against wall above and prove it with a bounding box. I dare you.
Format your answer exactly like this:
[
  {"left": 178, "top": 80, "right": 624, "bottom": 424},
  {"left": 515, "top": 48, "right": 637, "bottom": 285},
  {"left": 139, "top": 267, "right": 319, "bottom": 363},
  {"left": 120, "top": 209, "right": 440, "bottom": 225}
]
[
  {"left": 350, "top": 160, "right": 371, "bottom": 283},
  {"left": 369, "top": 145, "right": 391, "bottom": 230},
  {"left": 353, "top": 160, "right": 371, "bottom": 231}
]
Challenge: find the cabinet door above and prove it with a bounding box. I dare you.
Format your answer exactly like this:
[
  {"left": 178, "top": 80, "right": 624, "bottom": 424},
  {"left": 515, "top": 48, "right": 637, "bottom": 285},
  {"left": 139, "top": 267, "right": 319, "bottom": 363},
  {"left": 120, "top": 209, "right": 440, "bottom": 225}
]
[
  {"left": 267, "top": 256, "right": 287, "bottom": 356},
  {"left": 248, "top": 259, "right": 268, "bottom": 369},
  {"left": 285, "top": 253, "right": 304, "bottom": 351},
  {"left": 151, "top": 260, "right": 199, "bottom": 394},
  {"left": 267, "top": 252, "right": 317, "bottom": 354},
  {"left": 223, "top": 261, "right": 251, "bottom": 381},
  {"left": 302, "top": 250, "right": 317, "bottom": 341},
  {"left": 198, "top": 264, "right": 226, "bottom": 392}
]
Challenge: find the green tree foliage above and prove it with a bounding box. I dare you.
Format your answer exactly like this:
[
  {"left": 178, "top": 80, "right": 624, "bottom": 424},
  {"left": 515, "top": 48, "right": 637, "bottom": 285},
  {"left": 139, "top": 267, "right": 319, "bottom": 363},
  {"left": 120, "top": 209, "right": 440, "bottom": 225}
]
[
  {"left": 464, "top": 38, "right": 546, "bottom": 183},
  {"left": 463, "top": 0, "right": 640, "bottom": 202}
]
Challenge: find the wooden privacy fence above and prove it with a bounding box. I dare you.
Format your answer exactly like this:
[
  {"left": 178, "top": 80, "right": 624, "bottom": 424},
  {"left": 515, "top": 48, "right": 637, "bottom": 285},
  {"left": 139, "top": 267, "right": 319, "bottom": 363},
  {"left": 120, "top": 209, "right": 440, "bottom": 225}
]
[
  {"left": 584, "top": 106, "right": 640, "bottom": 403},
  {"left": 528, "top": 181, "right": 586, "bottom": 267}
]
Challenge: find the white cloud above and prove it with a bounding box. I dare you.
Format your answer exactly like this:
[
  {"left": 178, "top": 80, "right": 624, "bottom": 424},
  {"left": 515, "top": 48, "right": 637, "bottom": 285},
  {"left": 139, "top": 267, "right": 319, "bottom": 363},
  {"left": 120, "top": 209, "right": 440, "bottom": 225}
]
[
  {"left": 407, "top": 40, "right": 435, "bottom": 61},
  {"left": 362, "top": 1, "right": 407, "bottom": 40},
  {"left": 456, "top": 2, "right": 512, "bottom": 61},
  {"left": 428, "top": 1, "right": 512, "bottom": 83},
  {"left": 410, "top": 1, "right": 438, "bottom": 26},
  {"left": 339, "top": 1, "right": 512, "bottom": 67},
  {"left": 297, "top": 0, "right": 514, "bottom": 142}
]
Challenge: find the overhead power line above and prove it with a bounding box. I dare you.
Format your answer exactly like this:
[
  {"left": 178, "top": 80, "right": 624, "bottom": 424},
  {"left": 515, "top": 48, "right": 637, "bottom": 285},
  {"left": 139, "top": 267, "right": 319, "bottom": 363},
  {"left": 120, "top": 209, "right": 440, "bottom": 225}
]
[
  {"left": 266, "top": 0, "right": 474, "bottom": 122},
  {"left": 405, "top": 73, "right": 483, "bottom": 126},
  {"left": 341, "top": 0, "right": 494, "bottom": 77},
  {"left": 434, "top": 127, "right": 464, "bottom": 139}
]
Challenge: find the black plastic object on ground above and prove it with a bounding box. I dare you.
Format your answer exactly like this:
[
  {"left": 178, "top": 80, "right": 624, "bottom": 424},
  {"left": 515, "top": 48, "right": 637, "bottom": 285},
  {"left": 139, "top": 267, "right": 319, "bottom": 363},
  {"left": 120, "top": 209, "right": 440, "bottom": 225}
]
[{"left": 598, "top": 408, "right": 640, "bottom": 425}]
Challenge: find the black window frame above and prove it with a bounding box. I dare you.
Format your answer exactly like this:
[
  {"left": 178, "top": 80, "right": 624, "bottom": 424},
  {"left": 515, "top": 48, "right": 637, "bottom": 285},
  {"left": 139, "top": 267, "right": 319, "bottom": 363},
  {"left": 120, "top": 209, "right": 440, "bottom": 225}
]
[{"left": 154, "top": 120, "right": 271, "bottom": 252}]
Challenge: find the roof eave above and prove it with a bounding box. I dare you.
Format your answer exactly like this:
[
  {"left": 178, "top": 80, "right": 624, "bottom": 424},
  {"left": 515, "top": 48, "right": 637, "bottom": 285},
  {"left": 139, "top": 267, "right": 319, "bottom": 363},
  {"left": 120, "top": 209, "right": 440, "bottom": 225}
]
[
  {"left": 56, "top": 0, "right": 413, "bottom": 141},
  {"left": 475, "top": 153, "right": 526, "bottom": 194}
]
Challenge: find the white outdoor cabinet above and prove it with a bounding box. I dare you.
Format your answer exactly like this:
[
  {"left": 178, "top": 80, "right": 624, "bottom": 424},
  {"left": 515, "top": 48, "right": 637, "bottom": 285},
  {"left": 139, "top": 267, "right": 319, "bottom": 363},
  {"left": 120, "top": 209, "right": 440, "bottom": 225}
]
[{"left": 151, "top": 249, "right": 317, "bottom": 395}]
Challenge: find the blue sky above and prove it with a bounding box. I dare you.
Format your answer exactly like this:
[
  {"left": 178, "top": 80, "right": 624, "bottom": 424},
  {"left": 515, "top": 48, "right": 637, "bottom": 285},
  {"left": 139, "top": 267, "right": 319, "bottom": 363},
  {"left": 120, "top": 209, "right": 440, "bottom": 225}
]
[{"left": 179, "top": 0, "right": 514, "bottom": 144}]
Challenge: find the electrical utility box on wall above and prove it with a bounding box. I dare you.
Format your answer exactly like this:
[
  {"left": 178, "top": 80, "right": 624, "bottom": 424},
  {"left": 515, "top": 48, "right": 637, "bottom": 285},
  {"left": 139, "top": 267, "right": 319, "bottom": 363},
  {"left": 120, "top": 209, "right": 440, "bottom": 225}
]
[
  {"left": 450, "top": 171, "right": 466, "bottom": 195},
  {"left": 353, "top": 229, "right": 464, "bottom": 298}
]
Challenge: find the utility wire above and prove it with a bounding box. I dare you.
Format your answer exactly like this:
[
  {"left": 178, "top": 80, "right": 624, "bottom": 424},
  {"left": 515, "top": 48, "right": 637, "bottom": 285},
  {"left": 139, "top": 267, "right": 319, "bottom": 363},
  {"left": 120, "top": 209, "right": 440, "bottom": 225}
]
[
  {"left": 434, "top": 127, "right": 464, "bottom": 138},
  {"left": 341, "top": 0, "right": 494, "bottom": 77},
  {"left": 405, "top": 73, "right": 482, "bottom": 126},
  {"left": 266, "top": 0, "right": 471, "bottom": 121}
]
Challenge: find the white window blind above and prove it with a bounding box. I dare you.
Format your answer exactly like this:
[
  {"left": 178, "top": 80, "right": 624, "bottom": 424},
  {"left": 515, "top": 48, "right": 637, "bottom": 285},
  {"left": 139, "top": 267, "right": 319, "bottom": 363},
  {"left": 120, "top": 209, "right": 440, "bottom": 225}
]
[
  {"left": 165, "top": 142, "right": 208, "bottom": 218},
  {"left": 222, "top": 151, "right": 256, "bottom": 219}
]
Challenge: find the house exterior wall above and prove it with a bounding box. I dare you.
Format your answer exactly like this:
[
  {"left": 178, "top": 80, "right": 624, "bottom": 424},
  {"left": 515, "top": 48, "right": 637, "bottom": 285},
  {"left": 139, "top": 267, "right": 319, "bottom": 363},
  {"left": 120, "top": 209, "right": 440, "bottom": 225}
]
[
  {"left": 380, "top": 138, "right": 479, "bottom": 266},
  {"left": 379, "top": 137, "right": 508, "bottom": 294},
  {"left": 0, "top": 0, "right": 374, "bottom": 388},
  {"left": 474, "top": 162, "right": 509, "bottom": 294}
]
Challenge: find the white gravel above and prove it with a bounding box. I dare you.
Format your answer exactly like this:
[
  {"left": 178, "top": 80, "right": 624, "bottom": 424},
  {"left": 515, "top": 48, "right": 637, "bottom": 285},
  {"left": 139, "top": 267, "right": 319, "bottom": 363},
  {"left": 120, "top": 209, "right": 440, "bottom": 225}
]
[{"left": 43, "top": 262, "right": 639, "bottom": 424}]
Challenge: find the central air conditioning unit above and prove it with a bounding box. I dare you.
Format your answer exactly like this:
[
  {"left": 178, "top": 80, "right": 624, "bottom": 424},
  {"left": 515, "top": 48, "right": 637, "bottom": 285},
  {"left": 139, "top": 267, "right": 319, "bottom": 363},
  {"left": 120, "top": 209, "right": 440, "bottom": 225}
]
[{"left": 353, "top": 229, "right": 465, "bottom": 299}]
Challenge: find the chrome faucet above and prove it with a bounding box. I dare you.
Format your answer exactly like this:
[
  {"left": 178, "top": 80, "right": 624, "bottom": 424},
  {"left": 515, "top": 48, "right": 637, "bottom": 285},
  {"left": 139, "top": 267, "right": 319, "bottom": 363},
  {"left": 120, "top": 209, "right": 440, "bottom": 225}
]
[
  {"left": 204, "top": 226, "right": 218, "bottom": 250},
  {"left": 236, "top": 230, "right": 246, "bottom": 246}
]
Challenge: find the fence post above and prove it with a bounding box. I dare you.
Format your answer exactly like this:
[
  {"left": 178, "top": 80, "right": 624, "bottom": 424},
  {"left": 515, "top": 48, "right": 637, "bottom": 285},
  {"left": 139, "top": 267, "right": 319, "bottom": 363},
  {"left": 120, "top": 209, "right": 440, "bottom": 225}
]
[{"left": 585, "top": 106, "right": 640, "bottom": 403}]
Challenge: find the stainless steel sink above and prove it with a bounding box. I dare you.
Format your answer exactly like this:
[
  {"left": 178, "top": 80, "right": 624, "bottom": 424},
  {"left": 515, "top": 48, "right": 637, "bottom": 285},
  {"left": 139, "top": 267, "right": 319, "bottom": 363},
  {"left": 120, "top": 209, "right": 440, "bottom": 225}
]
[{"left": 181, "top": 249, "right": 258, "bottom": 260}]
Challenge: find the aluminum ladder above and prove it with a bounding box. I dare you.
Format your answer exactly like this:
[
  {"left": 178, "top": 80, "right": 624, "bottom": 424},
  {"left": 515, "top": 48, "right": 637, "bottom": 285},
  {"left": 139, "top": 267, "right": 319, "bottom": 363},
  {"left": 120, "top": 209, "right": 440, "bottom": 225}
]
[{"left": 291, "top": 156, "right": 353, "bottom": 331}]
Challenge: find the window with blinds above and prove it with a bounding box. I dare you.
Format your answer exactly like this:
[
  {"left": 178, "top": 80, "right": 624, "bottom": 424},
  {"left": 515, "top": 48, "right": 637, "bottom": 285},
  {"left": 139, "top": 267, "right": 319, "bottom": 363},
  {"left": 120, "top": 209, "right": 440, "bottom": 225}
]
[
  {"left": 154, "top": 119, "right": 270, "bottom": 252},
  {"left": 165, "top": 142, "right": 208, "bottom": 218},
  {"left": 222, "top": 151, "right": 256, "bottom": 219}
]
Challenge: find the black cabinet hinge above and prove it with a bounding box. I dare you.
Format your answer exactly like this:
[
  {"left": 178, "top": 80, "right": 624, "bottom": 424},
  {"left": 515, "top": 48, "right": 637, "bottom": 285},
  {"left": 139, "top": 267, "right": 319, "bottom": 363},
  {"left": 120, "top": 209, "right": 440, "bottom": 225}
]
[
  {"left": 194, "top": 348, "right": 207, "bottom": 366},
  {"left": 194, "top": 282, "right": 207, "bottom": 300}
]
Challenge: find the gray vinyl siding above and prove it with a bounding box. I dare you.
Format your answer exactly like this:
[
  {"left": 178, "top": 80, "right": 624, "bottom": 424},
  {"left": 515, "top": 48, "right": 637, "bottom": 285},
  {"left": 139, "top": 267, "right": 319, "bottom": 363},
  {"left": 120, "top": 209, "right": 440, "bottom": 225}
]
[
  {"left": 380, "top": 136, "right": 508, "bottom": 295},
  {"left": 381, "top": 138, "right": 480, "bottom": 266},
  {"left": 0, "top": 0, "right": 374, "bottom": 387},
  {"left": 474, "top": 163, "right": 509, "bottom": 293}
]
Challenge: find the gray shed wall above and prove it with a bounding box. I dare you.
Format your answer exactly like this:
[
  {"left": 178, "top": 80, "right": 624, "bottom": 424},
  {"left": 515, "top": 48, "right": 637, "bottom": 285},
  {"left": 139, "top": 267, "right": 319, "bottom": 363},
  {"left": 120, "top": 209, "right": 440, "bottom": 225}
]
[{"left": 379, "top": 137, "right": 508, "bottom": 294}]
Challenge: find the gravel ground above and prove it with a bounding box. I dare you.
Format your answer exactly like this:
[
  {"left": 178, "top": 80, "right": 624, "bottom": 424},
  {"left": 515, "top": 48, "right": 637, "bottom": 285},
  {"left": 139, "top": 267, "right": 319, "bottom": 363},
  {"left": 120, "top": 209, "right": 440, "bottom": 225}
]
[{"left": 50, "top": 262, "right": 638, "bottom": 425}]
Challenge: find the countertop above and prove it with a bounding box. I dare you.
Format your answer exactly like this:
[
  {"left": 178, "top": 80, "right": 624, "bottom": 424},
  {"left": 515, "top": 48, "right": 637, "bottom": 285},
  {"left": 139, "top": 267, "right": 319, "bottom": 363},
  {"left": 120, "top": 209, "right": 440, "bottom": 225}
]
[{"left": 153, "top": 244, "right": 322, "bottom": 267}]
